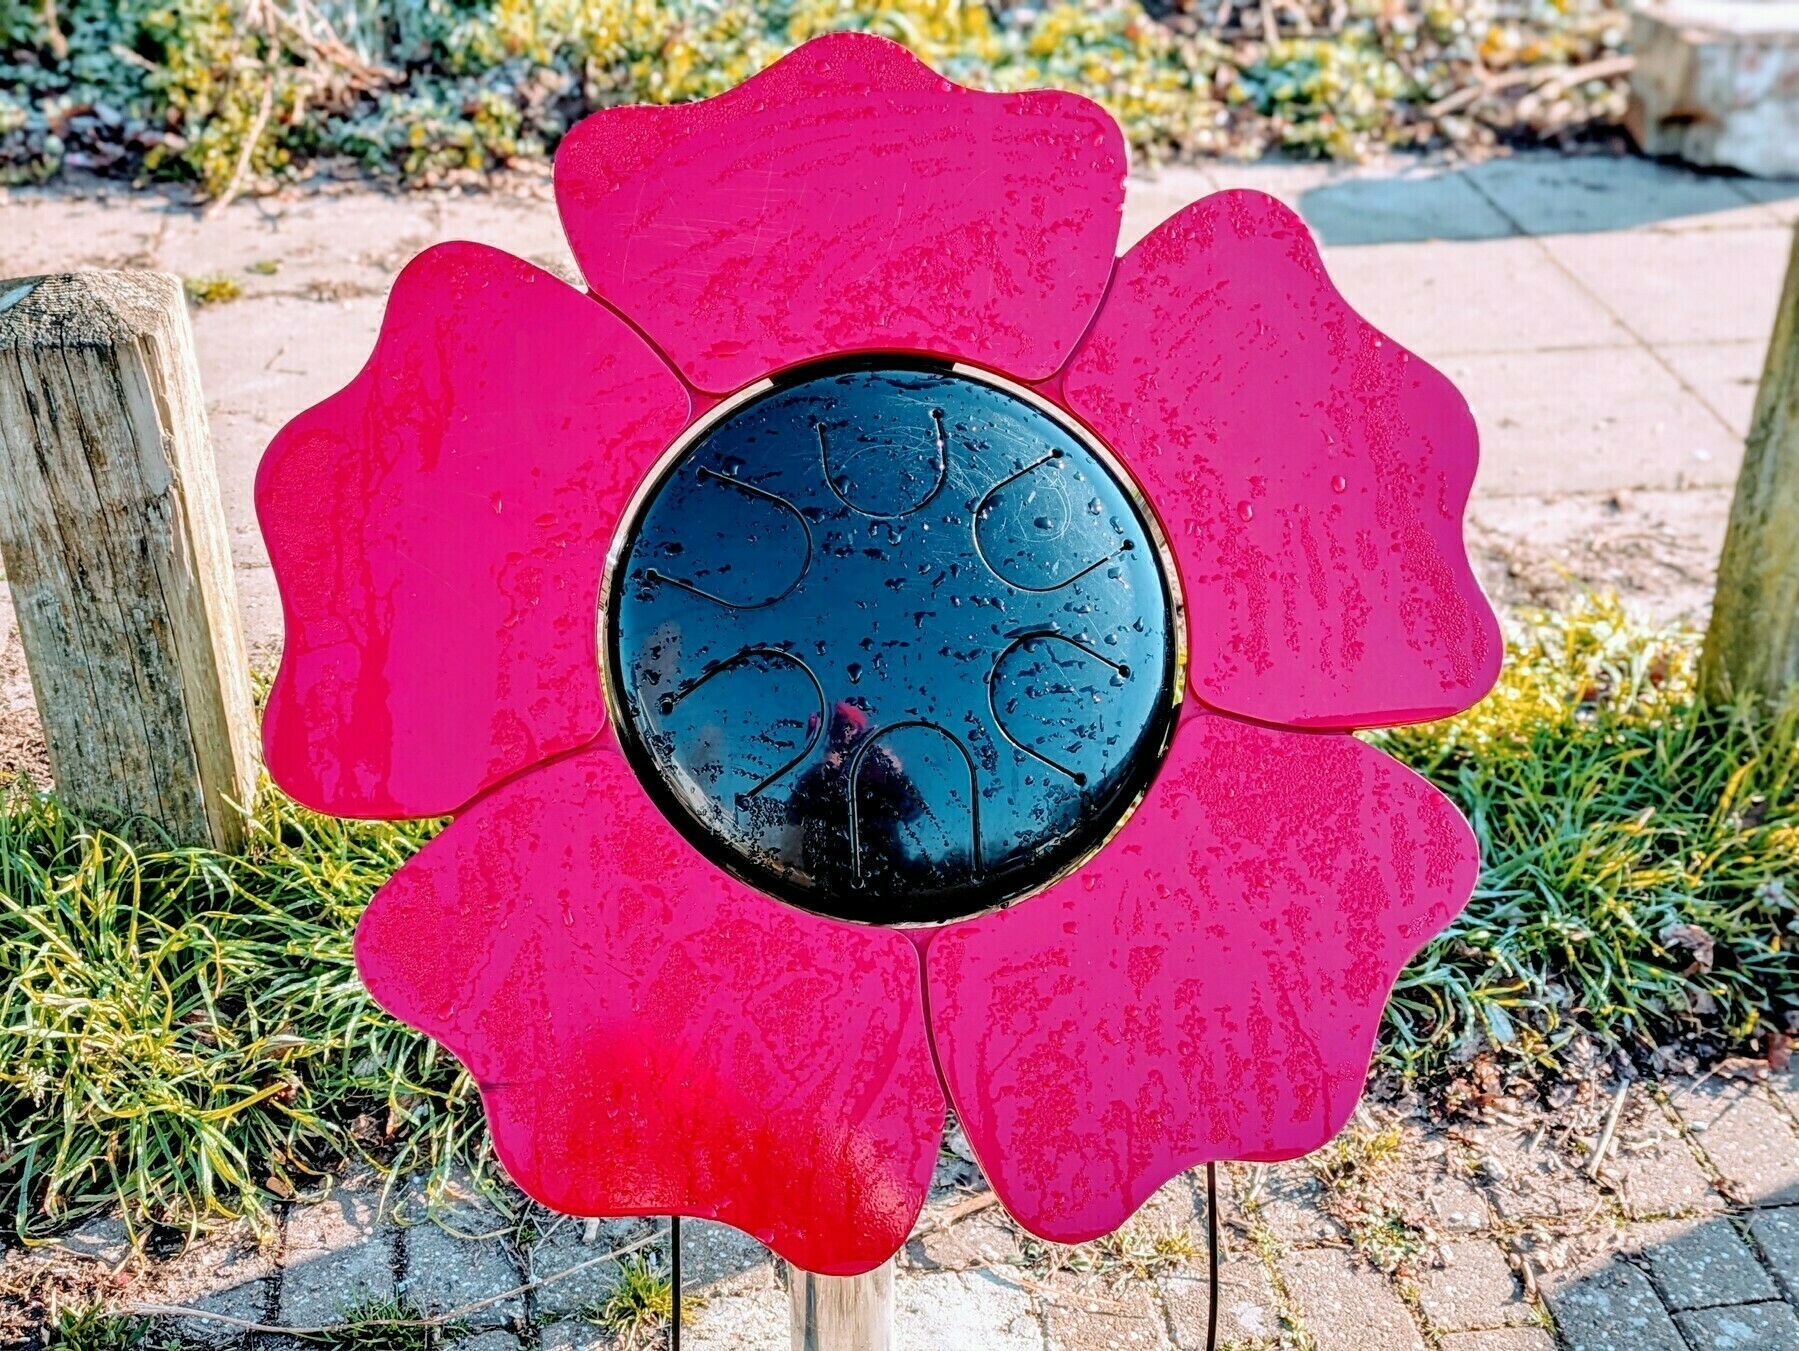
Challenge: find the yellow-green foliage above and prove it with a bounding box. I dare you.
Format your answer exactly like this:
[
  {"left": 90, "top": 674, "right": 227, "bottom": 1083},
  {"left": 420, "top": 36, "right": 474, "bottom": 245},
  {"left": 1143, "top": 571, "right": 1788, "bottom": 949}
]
[
  {"left": 2, "top": 0, "right": 1625, "bottom": 194},
  {"left": 181, "top": 273, "right": 241, "bottom": 304}
]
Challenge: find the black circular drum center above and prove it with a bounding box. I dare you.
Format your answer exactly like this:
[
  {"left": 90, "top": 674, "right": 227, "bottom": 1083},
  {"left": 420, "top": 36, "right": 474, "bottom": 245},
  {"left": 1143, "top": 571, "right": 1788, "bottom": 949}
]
[{"left": 606, "top": 362, "right": 1179, "bottom": 926}]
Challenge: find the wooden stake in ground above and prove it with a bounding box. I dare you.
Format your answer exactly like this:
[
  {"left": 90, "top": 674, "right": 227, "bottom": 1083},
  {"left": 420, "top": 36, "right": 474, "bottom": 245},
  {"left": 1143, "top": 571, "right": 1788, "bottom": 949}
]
[
  {"left": 1703, "top": 223, "right": 1799, "bottom": 704},
  {"left": 789, "top": 1261, "right": 893, "bottom": 1351},
  {"left": 0, "top": 272, "right": 257, "bottom": 849}
]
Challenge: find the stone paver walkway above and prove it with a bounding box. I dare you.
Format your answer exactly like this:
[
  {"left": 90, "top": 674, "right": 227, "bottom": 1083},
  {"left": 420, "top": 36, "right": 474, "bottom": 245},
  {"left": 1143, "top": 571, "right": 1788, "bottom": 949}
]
[{"left": 10, "top": 1064, "right": 1795, "bottom": 1348}]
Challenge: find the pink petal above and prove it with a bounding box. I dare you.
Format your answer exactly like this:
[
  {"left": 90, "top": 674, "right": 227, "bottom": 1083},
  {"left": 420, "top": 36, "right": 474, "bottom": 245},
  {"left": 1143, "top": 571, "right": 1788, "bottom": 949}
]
[
  {"left": 554, "top": 32, "right": 1124, "bottom": 394},
  {"left": 1061, "top": 190, "right": 1501, "bottom": 729},
  {"left": 356, "top": 735, "right": 945, "bottom": 1276},
  {"left": 257, "top": 243, "right": 689, "bottom": 818},
  {"left": 925, "top": 707, "right": 1478, "bottom": 1244}
]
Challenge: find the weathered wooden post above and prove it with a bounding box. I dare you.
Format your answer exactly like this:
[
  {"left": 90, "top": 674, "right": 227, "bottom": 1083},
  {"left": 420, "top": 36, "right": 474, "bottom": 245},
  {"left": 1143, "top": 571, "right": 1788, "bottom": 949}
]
[
  {"left": 789, "top": 1261, "right": 893, "bottom": 1351},
  {"left": 1702, "top": 223, "right": 1799, "bottom": 704},
  {"left": 0, "top": 272, "right": 257, "bottom": 849}
]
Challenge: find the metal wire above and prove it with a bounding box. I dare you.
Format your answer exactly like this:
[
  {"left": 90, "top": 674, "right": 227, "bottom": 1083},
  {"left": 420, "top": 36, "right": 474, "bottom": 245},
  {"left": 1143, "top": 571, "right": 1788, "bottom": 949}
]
[
  {"left": 671, "top": 1214, "right": 682, "bottom": 1351},
  {"left": 1206, "top": 1163, "right": 1220, "bottom": 1351}
]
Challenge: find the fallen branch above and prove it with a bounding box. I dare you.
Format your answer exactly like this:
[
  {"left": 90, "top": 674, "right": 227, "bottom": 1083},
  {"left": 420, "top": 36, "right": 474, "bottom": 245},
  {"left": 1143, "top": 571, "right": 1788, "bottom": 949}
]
[
  {"left": 203, "top": 77, "right": 273, "bottom": 219},
  {"left": 1587, "top": 1078, "right": 1631, "bottom": 1179},
  {"left": 926, "top": 1190, "right": 1001, "bottom": 1231},
  {"left": 1425, "top": 54, "right": 1635, "bottom": 120}
]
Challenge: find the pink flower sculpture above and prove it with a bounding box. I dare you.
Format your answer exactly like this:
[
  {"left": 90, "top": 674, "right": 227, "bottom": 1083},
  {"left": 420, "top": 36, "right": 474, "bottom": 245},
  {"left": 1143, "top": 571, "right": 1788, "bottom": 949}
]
[{"left": 258, "top": 32, "right": 1501, "bottom": 1277}]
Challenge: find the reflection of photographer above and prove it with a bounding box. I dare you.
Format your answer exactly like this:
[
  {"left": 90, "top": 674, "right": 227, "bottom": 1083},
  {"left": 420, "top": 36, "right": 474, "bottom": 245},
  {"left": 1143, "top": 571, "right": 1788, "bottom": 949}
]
[{"left": 788, "top": 702, "right": 928, "bottom": 894}]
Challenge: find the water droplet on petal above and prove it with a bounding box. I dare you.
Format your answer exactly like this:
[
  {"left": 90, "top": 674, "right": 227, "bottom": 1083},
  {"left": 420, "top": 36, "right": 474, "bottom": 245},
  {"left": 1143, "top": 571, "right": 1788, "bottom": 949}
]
[
  {"left": 1237, "top": 501, "right": 1254, "bottom": 522},
  {"left": 1331, "top": 475, "right": 1347, "bottom": 494}
]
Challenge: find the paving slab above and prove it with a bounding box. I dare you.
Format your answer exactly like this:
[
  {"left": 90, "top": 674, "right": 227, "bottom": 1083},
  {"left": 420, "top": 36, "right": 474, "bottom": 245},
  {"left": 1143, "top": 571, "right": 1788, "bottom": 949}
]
[
  {"left": 1606, "top": 1130, "right": 1727, "bottom": 1220},
  {"left": 1656, "top": 339, "right": 1770, "bottom": 440},
  {"left": 540, "top": 1319, "right": 609, "bottom": 1350},
  {"left": 1238, "top": 1163, "right": 1345, "bottom": 1244},
  {"left": 1160, "top": 1258, "right": 1282, "bottom": 1347},
  {"left": 895, "top": 1269, "right": 1042, "bottom": 1351},
  {"left": 1197, "top": 159, "right": 1338, "bottom": 215},
  {"left": 1041, "top": 1278, "right": 1169, "bottom": 1350},
  {"left": 1375, "top": 1143, "right": 1494, "bottom": 1235},
  {"left": 1770, "top": 1067, "right": 1799, "bottom": 1124},
  {"left": 1457, "top": 155, "right": 1769, "bottom": 236},
  {"left": 0, "top": 151, "right": 1772, "bottom": 688},
  {"left": 525, "top": 1220, "right": 634, "bottom": 1322},
  {"left": 1437, "top": 1330, "right": 1558, "bottom": 1351},
  {"left": 1415, "top": 1240, "right": 1536, "bottom": 1332},
  {"left": 1677, "top": 1082, "right": 1799, "bottom": 1207},
  {"left": 139, "top": 1223, "right": 279, "bottom": 1350},
  {"left": 1454, "top": 345, "right": 1740, "bottom": 496},
  {"left": 1119, "top": 166, "right": 1214, "bottom": 250},
  {"left": 1317, "top": 236, "right": 1628, "bottom": 357},
  {"left": 276, "top": 1188, "right": 395, "bottom": 1327},
  {"left": 1750, "top": 1208, "right": 1799, "bottom": 1304},
  {"left": 400, "top": 1222, "right": 523, "bottom": 1328},
  {"left": 1455, "top": 1124, "right": 1613, "bottom": 1227},
  {"left": 911, "top": 1207, "right": 1028, "bottom": 1273},
  {"left": 1293, "top": 167, "right": 1518, "bottom": 245},
  {"left": 1629, "top": 1217, "right": 1778, "bottom": 1310},
  {"left": 1276, "top": 1248, "right": 1425, "bottom": 1351},
  {"left": 1675, "top": 1299, "right": 1799, "bottom": 1350},
  {"left": 455, "top": 1333, "right": 522, "bottom": 1351},
  {"left": 676, "top": 1216, "right": 773, "bottom": 1293},
  {"left": 1542, "top": 226, "right": 1791, "bottom": 346},
  {"left": 672, "top": 1280, "right": 789, "bottom": 1351},
  {"left": 1540, "top": 1255, "right": 1689, "bottom": 1351},
  {"left": 1736, "top": 179, "right": 1799, "bottom": 224}
]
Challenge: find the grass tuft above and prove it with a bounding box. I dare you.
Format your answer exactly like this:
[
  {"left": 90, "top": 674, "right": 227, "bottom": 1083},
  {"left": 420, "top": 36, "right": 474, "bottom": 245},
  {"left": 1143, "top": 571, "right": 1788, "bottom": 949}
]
[
  {"left": 581, "top": 1250, "right": 698, "bottom": 1347},
  {"left": 45, "top": 1305, "right": 173, "bottom": 1351}
]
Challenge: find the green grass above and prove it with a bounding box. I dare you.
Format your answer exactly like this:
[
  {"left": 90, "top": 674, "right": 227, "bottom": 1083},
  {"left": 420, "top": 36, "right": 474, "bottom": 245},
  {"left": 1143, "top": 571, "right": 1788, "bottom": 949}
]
[
  {"left": 45, "top": 1305, "right": 177, "bottom": 1351},
  {"left": 1374, "top": 597, "right": 1798, "bottom": 1078},
  {"left": 0, "top": 597, "right": 1792, "bottom": 1248},
  {"left": 0, "top": 791, "right": 475, "bottom": 1242},
  {"left": 580, "top": 1250, "right": 688, "bottom": 1347}
]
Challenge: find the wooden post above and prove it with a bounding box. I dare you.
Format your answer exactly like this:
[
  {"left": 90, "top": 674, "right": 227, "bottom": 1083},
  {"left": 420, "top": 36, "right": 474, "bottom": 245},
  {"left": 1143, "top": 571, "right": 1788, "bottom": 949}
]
[
  {"left": 1703, "top": 223, "right": 1799, "bottom": 704},
  {"left": 0, "top": 272, "right": 257, "bottom": 849},
  {"left": 789, "top": 1261, "right": 893, "bottom": 1351}
]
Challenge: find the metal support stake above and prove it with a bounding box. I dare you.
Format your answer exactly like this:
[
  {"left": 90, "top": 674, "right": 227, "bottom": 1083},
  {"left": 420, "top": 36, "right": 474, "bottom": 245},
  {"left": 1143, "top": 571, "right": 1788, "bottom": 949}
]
[
  {"left": 671, "top": 1215, "right": 682, "bottom": 1351},
  {"left": 1206, "top": 1162, "right": 1220, "bottom": 1351}
]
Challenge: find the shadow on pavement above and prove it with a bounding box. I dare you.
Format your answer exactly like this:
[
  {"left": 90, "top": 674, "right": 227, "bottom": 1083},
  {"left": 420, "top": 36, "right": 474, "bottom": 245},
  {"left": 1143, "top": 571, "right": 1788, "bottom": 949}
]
[{"left": 1300, "top": 154, "right": 1799, "bottom": 245}]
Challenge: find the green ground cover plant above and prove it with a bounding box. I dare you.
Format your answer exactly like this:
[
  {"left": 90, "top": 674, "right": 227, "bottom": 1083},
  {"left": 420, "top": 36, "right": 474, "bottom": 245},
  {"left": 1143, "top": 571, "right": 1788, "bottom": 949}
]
[
  {"left": 1376, "top": 598, "right": 1799, "bottom": 1079},
  {"left": 0, "top": 599, "right": 1792, "bottom": 1244},
  {"left": 0, "top": 0, "right": 1629, "bottom": 194}
]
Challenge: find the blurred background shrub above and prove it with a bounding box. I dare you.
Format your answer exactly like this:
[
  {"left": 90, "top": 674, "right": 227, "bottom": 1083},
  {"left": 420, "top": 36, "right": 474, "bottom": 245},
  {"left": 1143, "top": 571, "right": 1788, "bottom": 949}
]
[{"left": 0, "top": 0, "right": 1629, "bottom": 194}]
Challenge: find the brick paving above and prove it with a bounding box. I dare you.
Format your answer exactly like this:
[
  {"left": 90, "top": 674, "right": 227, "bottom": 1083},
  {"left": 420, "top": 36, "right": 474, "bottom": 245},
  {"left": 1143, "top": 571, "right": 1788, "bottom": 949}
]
[{"left": 4, "top": 1067, "right": 1792, "bottom": 1348}]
